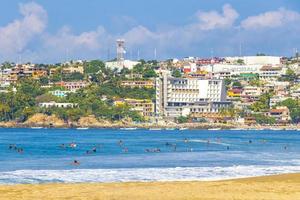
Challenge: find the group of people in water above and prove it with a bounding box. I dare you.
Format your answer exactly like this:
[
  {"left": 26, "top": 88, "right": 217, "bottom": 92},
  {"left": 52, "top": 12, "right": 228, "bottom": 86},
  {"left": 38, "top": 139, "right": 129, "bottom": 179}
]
[
  {"left": 8, "top": 137, "right": 290, "bottom": 167},
  {"left": 8, "top": 144, "right": 24, "bottom": 153}
]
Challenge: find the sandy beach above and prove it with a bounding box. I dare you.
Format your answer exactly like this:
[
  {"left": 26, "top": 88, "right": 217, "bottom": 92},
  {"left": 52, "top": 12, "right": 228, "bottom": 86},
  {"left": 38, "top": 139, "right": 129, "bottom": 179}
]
[{"left": 1, "top": 173, "right": 300, "bottom": 200}]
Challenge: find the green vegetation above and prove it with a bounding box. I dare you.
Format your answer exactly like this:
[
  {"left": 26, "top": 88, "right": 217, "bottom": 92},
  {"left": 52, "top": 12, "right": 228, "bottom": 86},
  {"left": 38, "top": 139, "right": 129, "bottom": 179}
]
[
  {"left": 172, "top": 69, "right": 182, "bottom": 78},
  {"left": 176, "top": 116, "right": 189, "bottom": 123},
  {"left": 249, "top": 93, "right": 272, "bottom": 112},
  {"left": 0, "top": 60, "right": 158, "bottom": 123},
  {"left": 253, "top": 114, "right": 276, "bottom": 125},
  {"left": 277, "top": 98, "right": 300, "bottom": 123},
  {"left": 279, "top": 68, "right": 297, "bottom": 82}
]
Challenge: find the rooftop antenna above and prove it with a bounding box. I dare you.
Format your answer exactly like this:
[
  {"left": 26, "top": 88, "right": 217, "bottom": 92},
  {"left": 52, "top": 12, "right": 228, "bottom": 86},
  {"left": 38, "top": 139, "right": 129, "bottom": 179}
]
[
  {"left": 130, "top": 49, "right": 133, "bottom": 60},
  {"left": 107, "top": 48, "right": 110, "bottom": 61},
  {"left": 238, "top": 26, "right": 242, "bottom": 57},
  {"left": 210, "top": 48, "right": 214, "bottom": 75}
]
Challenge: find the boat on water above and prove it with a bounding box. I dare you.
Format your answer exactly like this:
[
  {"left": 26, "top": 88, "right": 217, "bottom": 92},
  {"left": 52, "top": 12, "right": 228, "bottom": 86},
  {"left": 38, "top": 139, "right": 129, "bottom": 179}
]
[
  {"left": 31, "top": 127, "right": 43, "bottom": 129},
  {"left": 165, "top": 128, "right": 176, "bottom": 131},
  {"left": 149, "top": 128, "right": 162, "bottom": 131},
  {"left": 179, "top": 128, "right": 188, "bottom": 131},
  {"left": 120, "top": 127, "right": 138, "bottom": 130},
  {"left": 76, "top": 127, "right": 89, "bottom": 130},
  {"left": 208, "top": 128, "right": 221, "bottom": 131},
  {"left": 270, "top": 128, "right": 284, "bottom": 131}
]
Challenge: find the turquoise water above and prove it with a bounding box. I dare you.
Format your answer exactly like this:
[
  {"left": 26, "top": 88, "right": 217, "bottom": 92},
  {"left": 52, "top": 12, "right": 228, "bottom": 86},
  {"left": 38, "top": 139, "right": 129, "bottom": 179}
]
[{"left": 0, "top": 128, "right": 300, "bottom": 184}]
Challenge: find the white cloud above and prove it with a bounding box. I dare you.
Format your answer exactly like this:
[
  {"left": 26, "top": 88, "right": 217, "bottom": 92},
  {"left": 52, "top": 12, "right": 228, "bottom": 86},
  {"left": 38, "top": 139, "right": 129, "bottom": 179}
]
[
  {"left": 196, "top": 4, "right": 239, "bottom": 30},
  {"left": 241, "top": 8, "right": 300, "bottom": 29},
  {"left": 120, "top": 4, "right": 239, "bottom": 55},
  {"left": 0, "top": 2, "right": 47, "bottom": 56},
  {"left": 2, "top": 2, "right": 300, "bottom": 62},
  {"left": 44, "top": 26, "right": 105, "bottom": 51},
  {"left": 123, "top": 26, "right": 157, "bottom": 46}
]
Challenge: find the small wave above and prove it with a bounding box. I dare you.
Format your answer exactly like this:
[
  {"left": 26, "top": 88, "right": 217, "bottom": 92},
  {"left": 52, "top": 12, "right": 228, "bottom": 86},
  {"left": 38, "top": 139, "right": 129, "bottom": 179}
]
[
  {"left": 189, "top": 139, "right": 231, "bottom": 146},
  {"left": 1, "top": 165, "right": 300, "bottom": 184}
]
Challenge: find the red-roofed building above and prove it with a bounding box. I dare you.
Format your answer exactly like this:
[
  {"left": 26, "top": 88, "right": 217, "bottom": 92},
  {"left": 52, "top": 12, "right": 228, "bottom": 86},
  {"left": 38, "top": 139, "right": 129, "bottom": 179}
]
[{"left": 268, "top": 106, "right": 290, "bottom": 123}]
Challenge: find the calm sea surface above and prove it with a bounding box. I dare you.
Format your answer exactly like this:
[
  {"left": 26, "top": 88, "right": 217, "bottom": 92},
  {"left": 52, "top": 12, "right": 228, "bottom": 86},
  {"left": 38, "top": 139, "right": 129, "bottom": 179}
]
[{"left": 0, "top": 128, "right": 300, "bottom": 184}]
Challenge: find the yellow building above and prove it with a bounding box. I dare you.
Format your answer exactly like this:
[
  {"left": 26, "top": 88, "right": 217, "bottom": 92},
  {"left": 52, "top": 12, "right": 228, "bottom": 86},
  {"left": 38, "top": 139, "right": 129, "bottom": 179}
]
[
  {"left": 114, "top": 98, "right": 154, "bottom": 119},
  {"left": 121, "top": 80, "right": 154, "bottom": 88}
]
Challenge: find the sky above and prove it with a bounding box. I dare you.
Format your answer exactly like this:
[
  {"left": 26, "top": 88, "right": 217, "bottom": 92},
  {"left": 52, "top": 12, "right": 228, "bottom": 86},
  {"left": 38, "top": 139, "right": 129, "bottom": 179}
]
[{"left": 0, "top": 0, "right": 300, "bottom": 63}]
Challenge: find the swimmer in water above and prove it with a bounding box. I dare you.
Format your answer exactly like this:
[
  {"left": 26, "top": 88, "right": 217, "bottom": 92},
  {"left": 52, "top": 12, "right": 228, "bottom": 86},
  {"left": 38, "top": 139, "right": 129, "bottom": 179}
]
[
  {"left": 118, "top": 140, "right": 123, "bottom": 146},
  {"left": 17, "top": 148, "right": 24, "bottom": 153},
  {"left": 249, "top": 140, "right": 252, "bottom": 144},
  {"left": 123, "top": 148, "right": 128, "bottom": 153},
  {"left": 69, "top": 142, "right": 77, "bottom": 148},
  {"left": 184, "top": 138, "right": 189, "bottom": 143},
  {"left": 72, "top": 160, "right": 80, "bottom": 165}
]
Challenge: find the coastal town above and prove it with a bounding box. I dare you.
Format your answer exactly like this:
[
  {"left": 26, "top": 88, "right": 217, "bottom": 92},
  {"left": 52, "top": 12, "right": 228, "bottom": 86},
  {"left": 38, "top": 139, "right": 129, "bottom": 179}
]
[{"left": 0, "top": 40, "right": 300, "bottom": 129}]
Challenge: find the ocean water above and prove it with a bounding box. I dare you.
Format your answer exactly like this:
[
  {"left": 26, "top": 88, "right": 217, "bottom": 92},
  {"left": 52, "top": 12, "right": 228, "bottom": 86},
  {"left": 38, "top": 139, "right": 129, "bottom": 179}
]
[{"left": 0, "top": 128, "right": 300, "bottom": 184}]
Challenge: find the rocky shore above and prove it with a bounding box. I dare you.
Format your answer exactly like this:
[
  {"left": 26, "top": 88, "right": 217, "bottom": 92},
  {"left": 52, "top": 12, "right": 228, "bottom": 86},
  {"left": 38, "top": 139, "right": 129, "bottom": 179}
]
[{"left": 0, "top": 114, "right": 299, "bottom": 130}]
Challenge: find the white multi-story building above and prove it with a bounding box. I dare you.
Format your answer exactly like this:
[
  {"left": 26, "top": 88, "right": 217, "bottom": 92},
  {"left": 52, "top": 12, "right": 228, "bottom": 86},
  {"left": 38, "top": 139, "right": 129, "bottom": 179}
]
[
  {"left": 156, "top": 73, "right": 231, "bottom": 118},
  {"left": 225, "top": 56, "right": 281, "bottom": 65}
]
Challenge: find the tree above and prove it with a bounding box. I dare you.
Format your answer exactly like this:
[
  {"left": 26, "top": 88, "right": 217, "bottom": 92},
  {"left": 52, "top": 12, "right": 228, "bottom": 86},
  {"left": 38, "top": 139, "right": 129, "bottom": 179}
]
[
  {"left": 39, "top": 76, "right": 49, "bottom": 85},
  {"left": 232, "top": 81, "right": 242, "bottom": 88},
  {"left": 253, "top": 114, "right": 276, "bottom": 125},
  {"left": 277, "top": 98, "right": 300, "bottom": 123},
  {"left": 177, "top": 116, "right": 189, "bottom": 123},
  {"left": 63, "top": 72, "right": 84, "bottom": 81},
  {"left": 143, "top": 68, "right": 157, "bottom": 78},
  {"left": 250, "top": 93, "right": 272, "bottom": 112},
  {"left": 84, "top": 60, "right": 105, "bottom": 74},
  {"left": 282, "top": 68, "right": 297, "bottom": 82},
  {"left": 172, "top": 69, "right": 182, "bottom": 78},
  {"left": 237, "top": 59, "right": 244, "bottom": 65}
]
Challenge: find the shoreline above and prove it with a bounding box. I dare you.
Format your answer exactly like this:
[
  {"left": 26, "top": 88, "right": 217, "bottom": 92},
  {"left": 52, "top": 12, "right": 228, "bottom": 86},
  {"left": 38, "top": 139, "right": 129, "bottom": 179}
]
[
  {"left": 1, "top": 173, "right": 300, "bottom": 200},
  {"left": 0, "top": 121, "right": 299, "bottom": 130}
]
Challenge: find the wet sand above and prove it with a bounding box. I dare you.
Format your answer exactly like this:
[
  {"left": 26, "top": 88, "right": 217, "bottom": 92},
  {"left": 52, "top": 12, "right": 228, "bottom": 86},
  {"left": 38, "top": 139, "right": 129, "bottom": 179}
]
[{"left": 1, "top": 173, "right": 300, "bottom": 200}]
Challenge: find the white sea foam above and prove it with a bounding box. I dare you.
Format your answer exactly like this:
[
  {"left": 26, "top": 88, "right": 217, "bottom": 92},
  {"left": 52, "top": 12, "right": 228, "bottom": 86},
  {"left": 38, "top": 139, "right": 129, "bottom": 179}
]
[
  {"left": 1, "top": 165, "right": 300, "bottom": 184},
  {"left": 189, "top": 139, "right": 231, "bottom": 146}
]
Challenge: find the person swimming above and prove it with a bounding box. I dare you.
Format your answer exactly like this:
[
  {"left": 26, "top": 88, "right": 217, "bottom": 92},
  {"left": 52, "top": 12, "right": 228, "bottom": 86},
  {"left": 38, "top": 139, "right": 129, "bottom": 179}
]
[
  {"left": 249, "top": 140, "right": 252, "bottom": 144},
  {"left": 69, "top": 143, "right": 77, "bottom": 148},
  {"left": 123, "top": 147, "right": 128, "bottom": 153},
  {"left": 72, "top": 160, "right": 80, "bottom": 165},
  {"left": 17, "top": 148, "right": 24, "bottom": 153},
  {"left": 184, "top": 138, "right": 189, "bottom": 143}
]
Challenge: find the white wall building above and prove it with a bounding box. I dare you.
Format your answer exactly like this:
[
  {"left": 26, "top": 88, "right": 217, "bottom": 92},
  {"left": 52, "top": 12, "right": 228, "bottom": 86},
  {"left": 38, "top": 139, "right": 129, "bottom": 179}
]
[
  {"left": 39, "top": 102, "right": 77, "bottom": 108},
  {"left": 156, "top": 73, "right": 230, "bottom": 118},
  {"left": 105, "top": 60, "right": 140, "bottom": 71},
  {"left": 225, "top": 56, "right": 281, "bottom": 65}
]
